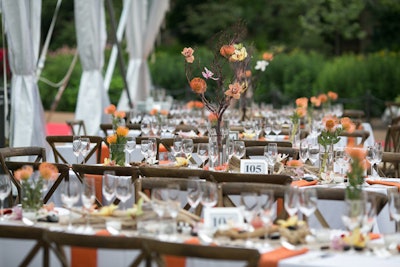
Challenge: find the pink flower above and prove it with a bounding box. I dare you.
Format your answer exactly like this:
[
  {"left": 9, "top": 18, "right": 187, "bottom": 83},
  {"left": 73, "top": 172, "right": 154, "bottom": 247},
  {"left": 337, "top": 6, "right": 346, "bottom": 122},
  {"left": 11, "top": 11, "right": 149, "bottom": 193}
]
[{"left": 181, "top": 47, "right": 195, "bottom": 63}]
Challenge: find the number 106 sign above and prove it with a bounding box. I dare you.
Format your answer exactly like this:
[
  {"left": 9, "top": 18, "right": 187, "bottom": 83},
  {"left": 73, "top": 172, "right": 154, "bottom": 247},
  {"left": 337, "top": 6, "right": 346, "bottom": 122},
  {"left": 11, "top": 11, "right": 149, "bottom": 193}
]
[{"left": 240, "top": 159, "right": 268, "bottom": 174}]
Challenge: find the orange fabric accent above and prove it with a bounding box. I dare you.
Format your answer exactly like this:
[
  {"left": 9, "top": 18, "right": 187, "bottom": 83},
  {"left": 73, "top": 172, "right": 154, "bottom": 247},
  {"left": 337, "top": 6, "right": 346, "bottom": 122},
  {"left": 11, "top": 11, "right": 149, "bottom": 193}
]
[
  {"left": 276, "top": 198, "right": 283, "bottom": 218},
  {"left": 283, "top": 135, "right": 289, "bottom": 140},
  {"left": 366, "top": 180, "right": 400, "bottom": 191},
  {"left": 369, "top": 233, "right": 381, "bottom": 240},
  {"left": 101, "top": 144, "right": 110, "bottom": 163},
  {"left": 347, "top": 137, "right": 356, "bottom": 146},
  {"left": 259, "top": 246, "right": 308, "bottom": 267},
  {"left": 291, "top": 179, "right": 318, "bottom": 187},
  {"left": 165, "top": 238, "right": 200, "bottom": 267},
  {"left": 159, "top": 143, "right": 168, "bottom": 152},
  {"left": 159, "top": 160, "right": 173, "bottom": 165}
]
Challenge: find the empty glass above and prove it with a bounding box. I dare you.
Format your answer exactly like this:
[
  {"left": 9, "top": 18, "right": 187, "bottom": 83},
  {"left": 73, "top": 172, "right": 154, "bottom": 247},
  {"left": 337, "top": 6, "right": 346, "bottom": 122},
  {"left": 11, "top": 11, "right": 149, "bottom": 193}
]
[
  {"left": 259, "top": 189, "right": 276, "bottom": 227},
  {"left": 61, "top": 178, "right": 81, "bottom": 231},
  {"left": 80, "top": 137, "right": 90, "bottom": 164},
  {"left": 298, "top": 188, "right": 318, "bottom": 219},
  {"left": 388, "top": 191, "right": 400, "bottom": 232},
  {"left": 308, "top": 143, "right": 320, "bottom": 166},
  {"left": 0, "top": 175, "right": 11, "bottom": 221},
  {"left": 72, "top": 136, "right": 81, "bottom": 164},
  {"left": 200, "top": 182, "right": 218, "bottom": 208},
  {"left": 82, "top": 177, "right": 96, "bottom": 232},
  {"left": 102, "top": 170, "right": 116, "bottom": 205},
  {"left": 187, "top": 177, "right": 202, "bottom": 211},
  {"left": 240, "top": 191, "right": 260, "bottom": 227},
  {"left": 264, "top": 143, "right": 278, "bottom": 174},
  {"left": 284, "top": 186, "right": 299, "bottom": 217},
  {"left": 140, "top": 118, "right": 151, "bottom": 136},
  {"left": 151, "top": 187, "right": 168, "bottom": 219},
  {"left": 116, "top": 176, "right": 133, "bottom": 210},
  {"left": 125, "top": 136, "right": 136, "bottom": 164},
  {"left": 182, "top": 138, "right": 194, "bottom": 158},
  {"left": 234, "top": 140, "right": 246, "bottom": 159},
  {"left": 172, "top": 135, "right": 183, "bottom": 158},
  {"left": 299, "top": 139, "right": 309, "bottom": 164},
  {"left": 197, "top": 143, "right": 209, "bottom": 168}
]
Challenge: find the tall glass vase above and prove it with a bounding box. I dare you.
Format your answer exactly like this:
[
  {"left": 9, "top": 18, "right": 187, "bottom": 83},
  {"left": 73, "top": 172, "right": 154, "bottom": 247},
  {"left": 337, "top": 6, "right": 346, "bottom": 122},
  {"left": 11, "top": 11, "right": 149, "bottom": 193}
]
[
  {"left": 319, "top": 144, "right": 334, "bottom": 183},
  {"left": 110, "top": 144, "right": 126, "bottom": 166},
  {"left": 208, "top": 119, "right": 229, "bottom": 170}
]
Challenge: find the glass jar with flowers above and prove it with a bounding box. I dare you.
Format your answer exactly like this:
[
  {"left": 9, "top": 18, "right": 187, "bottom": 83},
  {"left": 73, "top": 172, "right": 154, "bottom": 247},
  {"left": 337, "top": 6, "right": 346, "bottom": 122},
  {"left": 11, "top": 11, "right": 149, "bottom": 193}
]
[
  {"left": 14, "top": 163, "right": 58, "bottom": 218},
  {"left": 290, "top": 99, "right": 307, "bottom": 147},
  {"left": 318, "top": 116, "right": 356, "bottom": 181},
  {"left": 181, "top": 23, "right": 250, "bottom": 168}
]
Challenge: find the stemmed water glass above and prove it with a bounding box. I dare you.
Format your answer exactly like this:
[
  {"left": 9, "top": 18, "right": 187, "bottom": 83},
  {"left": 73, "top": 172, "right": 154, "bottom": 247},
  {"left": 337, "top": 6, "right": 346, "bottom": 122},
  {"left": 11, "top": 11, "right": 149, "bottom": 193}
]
[
  {"left": 151, "top": 187, "right": 168, "bottom": 220},
  {"left": 208, "top": 143, "right": 219, "bottom": 170},
  {"left": 116, "top": 176, "right": 132, "bottom": 210},
  {"left": 233, "top": 140, "right": 246, "bottom": 159},
  {"left": 140, "top": 117, "right": 151, "bottom": 136},
  {"left": 200, "top": 181, "right": 218, "bottom": 209},
  {"left": 259, "top": 189, "right": 276, "bottom": 228},
  {"left": 366, "top": 145, "right": 376, "bottom": 177},
  {"left": 102, "top": 170, "right": 116, "bottom": 205},
  {"left": 388, "top": 191, "right": 400, "bottom": 232},
  {"left": 240, "top": 192, "right": 260, "bottom": 228},
  {"left": 0, "top": 175, "right": 11, "bottom": 221},
  {"left": 187, "top": 177, "right": 203, "bottom": 212},
  {"left": 272, "top": 121, "right": 282, "bottom": 140},
  {"left": 335, "top": 148, "right": 349, "bottom": 177},
  {"left": 182, "top": 138, "right": 194, "bottom": 159},
  {"left": 80, "top": 137, "right": 90, "bottom": 164},
  {"left": 264, "top": 123, "right": 272, "bottom": 140},
  {"left": 140, "top": 140, "right": 151, "bottom": 163},
  {"left": 264, "top": 143, "right": 278, "bottom": 174},
  {"left": 299, "top": 139, "right": 309, "bottom": 164},
  {"left": 308, "top": 142, "right": 320, "bottom": 166},
  {"left": 197, "top": 123, "right": 207, "bottom": 137},
  {"left": 197, "top": 143, "right": 209, "bottom": 168},
  {"left": 166, "top": 184, "right": 181, "bottom": 235},
  {"left": 125, "top": 136, "right": 136, "bottom": 164},
  {"left": 298, "top": 188, "right": 318, "bottom": 220},
  {"left": 61, "top": 178, "right": 81, "bottom": 231},
  {"left": 172, "top": 135, "right": 183, "bottom": 158},
  {"left": 81, "top": 177, "right": 96, "bottom": 232},
  {"left": 72, "top": 136, "right": 81, "bottom": 164},
  {"left": 284, "top": 186, "right": 299, "bottom": 218}
]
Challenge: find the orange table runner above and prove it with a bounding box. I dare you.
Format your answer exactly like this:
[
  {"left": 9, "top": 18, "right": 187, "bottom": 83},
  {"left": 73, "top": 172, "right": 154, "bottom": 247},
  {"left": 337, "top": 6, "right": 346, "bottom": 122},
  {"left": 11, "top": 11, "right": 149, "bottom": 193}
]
[{"left": 259, "top": 246, "right": 309, "bottom": 267}]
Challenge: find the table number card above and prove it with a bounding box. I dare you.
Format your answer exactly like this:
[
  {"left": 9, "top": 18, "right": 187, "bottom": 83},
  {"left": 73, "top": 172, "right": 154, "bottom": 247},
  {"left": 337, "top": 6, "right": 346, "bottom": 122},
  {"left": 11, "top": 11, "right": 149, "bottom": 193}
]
[
  {"left": 203, "top": 208, "right": 243, "bottom": 229},
  {"left": 240, "top": 159, "right": 268, "bottom": 174}
]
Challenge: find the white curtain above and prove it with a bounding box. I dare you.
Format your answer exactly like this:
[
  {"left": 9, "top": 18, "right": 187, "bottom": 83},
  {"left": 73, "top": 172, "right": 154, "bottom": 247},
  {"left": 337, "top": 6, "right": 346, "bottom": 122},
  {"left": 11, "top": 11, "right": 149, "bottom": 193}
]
[
  {"left": 74, "top": 0, "right": 110, "bottom": 135},
  {"left": 1, "top": 0, "right": 46, "bottom": 148},
  {"left": 117, "top": 0, "right": 169, "bottom": 111}
]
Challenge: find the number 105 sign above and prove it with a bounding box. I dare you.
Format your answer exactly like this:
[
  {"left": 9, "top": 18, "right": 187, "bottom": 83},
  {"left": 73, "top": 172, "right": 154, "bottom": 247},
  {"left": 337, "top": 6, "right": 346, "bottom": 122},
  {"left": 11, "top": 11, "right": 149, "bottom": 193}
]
[{"left": 240, "top": 159, "right": 268, "bottom": 174}]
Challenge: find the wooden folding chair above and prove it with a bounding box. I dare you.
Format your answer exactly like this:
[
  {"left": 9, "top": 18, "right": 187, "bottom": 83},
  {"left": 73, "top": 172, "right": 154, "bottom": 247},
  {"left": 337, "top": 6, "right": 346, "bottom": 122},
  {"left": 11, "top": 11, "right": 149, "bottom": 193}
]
[
  {"left": 46, "top": 135, "right": 104, "bottom": 165},
  {"left": 100, "top": 123, "right": 140, "bottom": 137},
  {"left": 0, "top": 224, "right": 50, "bottom": 267},
  {"left": 138, "top": 165, "right": 208, "bottom": 180},
  {"left": 66, "top": 120, "right": 87, "bottom": 136},
  {"left": 0, "top": 146, "right": 47, "bottom": 205},
  {"left": 245, "top": 145, "right": 299, "bottom": 160},
  {"left": 209, "top": 171, "right": 292, "bottom": 185},
  {"left": 142, "top": 238, "right": 260, "bottom": 267},
  {"left": 44, "top": 230, "right": 148, "bottom": 267},
  {"left": 384, "top": 124, "right": 400, "bottom": 153},
  {"left": 5, "top": 161, "right": 70, "bottom": 204},
  {"left": 339, "top": 129, "right": 370, "bottom": 146},
  {"left": 379, "top": 151, "right": 400, "bottom": 178}
]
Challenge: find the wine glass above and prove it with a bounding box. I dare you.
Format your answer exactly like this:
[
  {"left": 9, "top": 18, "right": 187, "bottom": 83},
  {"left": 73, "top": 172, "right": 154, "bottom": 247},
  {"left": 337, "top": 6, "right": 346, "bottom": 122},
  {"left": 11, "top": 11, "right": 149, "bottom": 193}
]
[
  {"left": 140, "top": 117, "right": 151, "bottom": 136},
  {"left": 233, "top": 140, "right": 246, "bottom": 159},
  {"left": 208, "top": 143, "right": 219, "bottom": 169},
  {"left": 264, "top": 143, "right": 278, "bottom": 174},
  {"left": 200, "top": 181, "right": 218, "bottom": 209},
  {"left": 151, "top": 119, "right": 160, "bottom": 136},
  {"left": 342, "top": 197, "right": 366, "bottom": 232},
  {"left": 166, "top": 184, "right": 181, "bottom": 234},
  {"left": 308, "top": 143, "right": 320, "bottom": 166},
  {"left": 298, "top": 188, "right": 318, "bottom": 220},
  {"left": 172, "top": 135, "right": 183, "bottom": 158},
  {"left": 61, "top": 178, "right": 81, "bottom": 231},
  {"left": 372, "top": 142, "right": 383, "bottom": 179},
  {"left": 366, "top": 145, "right": 376, "bottom": 178},
  {"left": 72, "top": 136, "right": 81, "bottom": 164},
  {"left": 284, "top": 186, "right": 299, "bottom": 218},
  {"left": 80, "top": 137, "right": 90, "bottom": 164},
  {"left": 388, "top": 191, "right": 400, "bottom": 232},
  {"left": 272, "top": 121, "right": 282, "bottom": 140},
  {"left": 259, "top": 189, "right": 276, "bottom": 228},
  {"left": 187, "top": 177, "right": 202, "bottom": 212},
  {"left": 151, "top": 187, "right": 168, "bottom": 219},
  {"left": 125, "top": 136, "right": 136, "bottom": 164},
  {"left": 182, "top": 138, "right": 194, "bottom": 158},
  {"left": 264, "top": 123, "right": 272, "bottom": 139},
  {"left": 140, "top": 140, "right": 151, "bottom": 162},
  {"left": 197, "top": 123, "right": 207, "bottom": 136},
  {"left": 240, "top": 191, "right": 260, "bottom": 230},
  {"left": 147, "top": 137, "right": 158, "bottom": 163},
  {"left": 0, "top": 175, "right": 11, "bottom": 221},
  {"left": 116, "top": 176, "right": 133, "bottom": 210},
  {"left": 197, "top": 143, "right": 209, "bottom": 168},
  {"left": 334, "top": 148, "right": 349, "bottom": 177},
  {"left": 361, "top": 195, "right": 377, "bottom": 234},
  {"left": 299, "top": 139, "right": 309, "bottom": 164},
  {"left": 102, "top": 170, "right": 116, "bottom": 205},
  {"left": 81, "top": 177, "right": 96, "bottom": 232}
]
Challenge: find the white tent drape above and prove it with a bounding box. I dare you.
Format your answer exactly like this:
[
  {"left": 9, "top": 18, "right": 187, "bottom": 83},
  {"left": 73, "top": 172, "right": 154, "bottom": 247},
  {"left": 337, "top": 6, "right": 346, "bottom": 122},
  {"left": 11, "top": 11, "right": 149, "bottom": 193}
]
[
  {"left": 1, "top": 0, "right": 46, "bottom": 148},
  {"left": 74, "top": 0, "right": 110, "bottom": 135},
  {"left": 117, "top": 0, "right": 169, "bottom": 111}
]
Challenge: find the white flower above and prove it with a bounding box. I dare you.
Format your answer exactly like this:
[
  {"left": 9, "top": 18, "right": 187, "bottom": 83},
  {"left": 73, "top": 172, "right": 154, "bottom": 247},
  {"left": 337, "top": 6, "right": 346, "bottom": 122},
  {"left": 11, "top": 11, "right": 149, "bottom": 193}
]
[{"left": 255, "top": 60, "right": 269, "bottom": 72}]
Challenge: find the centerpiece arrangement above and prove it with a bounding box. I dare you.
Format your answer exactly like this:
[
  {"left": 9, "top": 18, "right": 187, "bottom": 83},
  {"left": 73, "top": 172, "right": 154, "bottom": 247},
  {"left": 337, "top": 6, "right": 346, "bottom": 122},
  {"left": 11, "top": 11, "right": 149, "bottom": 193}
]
[
  {"left": 104, "top": 104, "right": 130, "bottom": 166},
  {"left": 181, "top": 23, "right": 250, "bottom": 167}
]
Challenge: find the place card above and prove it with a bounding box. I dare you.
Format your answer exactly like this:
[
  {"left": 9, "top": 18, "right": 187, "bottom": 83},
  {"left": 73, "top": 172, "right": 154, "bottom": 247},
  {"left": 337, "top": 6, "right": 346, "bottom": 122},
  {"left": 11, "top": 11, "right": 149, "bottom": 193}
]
[
  {"left": 229, "top": 131, "right": 239, "bottom": 140},
  {"left": 240, "top": 159, "right": 268, "bottom": 174},
  {"left": 203, "top": 207, "right": 243, "bottom": 229}
]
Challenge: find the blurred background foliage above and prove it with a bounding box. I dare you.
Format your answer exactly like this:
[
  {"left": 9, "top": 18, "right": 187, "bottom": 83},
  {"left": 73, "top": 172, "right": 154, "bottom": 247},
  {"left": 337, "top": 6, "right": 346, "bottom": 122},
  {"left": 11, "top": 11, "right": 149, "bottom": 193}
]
[{"left": 20, "top": 0, "right": 400, "bottom": 116}]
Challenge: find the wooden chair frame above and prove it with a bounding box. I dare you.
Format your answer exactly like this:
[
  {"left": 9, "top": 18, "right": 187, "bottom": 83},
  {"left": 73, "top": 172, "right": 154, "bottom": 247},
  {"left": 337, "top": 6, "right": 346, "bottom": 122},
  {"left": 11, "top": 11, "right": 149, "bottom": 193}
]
[{"left": 66, "top": 120, "right": 87, "bottom": 136}]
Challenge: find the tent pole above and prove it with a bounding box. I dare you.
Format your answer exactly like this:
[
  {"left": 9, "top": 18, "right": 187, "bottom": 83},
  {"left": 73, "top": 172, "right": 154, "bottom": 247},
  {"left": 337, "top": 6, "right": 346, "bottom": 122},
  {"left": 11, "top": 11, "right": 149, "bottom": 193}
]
[{"left": 105, "top": 0, "right": 133, "bottom": 109}]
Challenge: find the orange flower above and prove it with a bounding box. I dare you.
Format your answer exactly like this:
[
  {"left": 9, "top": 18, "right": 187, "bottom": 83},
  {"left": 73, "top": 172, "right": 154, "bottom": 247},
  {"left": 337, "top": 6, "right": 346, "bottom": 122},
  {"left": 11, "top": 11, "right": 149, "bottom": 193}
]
[
  {"left": 341, "top": 117, "right": 356, "bottom": 133},
  {"left": 116, "top": 126, "right": 129, "bottom": 137},
  {"left": 189, "top": 77, "right": 207, "bottom": 94},
  {"left": 345, "top": 146, "right": 366, "bottom": 162},
  {"left": 113, "top": 111, "right": 126, "bottom": 119},
  {"left": 149, "top": 108, "right": 159, "bottom": 116},
  {"left": 104, "top": 104, "right": 116, "bottom": 114},
  {"left": 14, "top": 165, "right": 33, "bottom": 181},
  {"left": 39, "top": 162, "right": 58, "bottom": 181},
  {"left": 107, "top": 134, "right": 117, "bottom": 144},
  {"left": 327, "top": 91, "right": 338, "bottom": 101},
  {"left": 245, "top": 70, "right": 252, "bottom": 78},
  {"left": 310, "top": 96, "right": 321, "bottom": 107},
  {"left": 262, "top": 52, "right": 274, "bottom": 61},
  {"left": 208, "top": 112, "right": 218, "bottom": 122},
  {"left": 220, "top": 44, "right": 235, "bottom": 58},
  {"left": 224, "top": 82, "right": 243, "bottom": 99},
  {"left": 286, "top": 159, "right": 303, "bottom": 167},
  {"left": 318, "top": 93, "right": 328, "bottom": 103},
  {"left": 181, "top": 47, "right": 194, "bottom": 63},
  {"left": 296, "top": 107, "right": 307, "bottom": 118},
  {"left": 160, "top": 109, "right": 169, "bottom": 116},
  {"left": 322, "top": 115, "right": 338, "bottom": 132},
  {"left": 186, "top": 101, "right": 204, "bottom": 109},
  {"left": 295, "top": 97, "right": 308, "bottom": 108}
]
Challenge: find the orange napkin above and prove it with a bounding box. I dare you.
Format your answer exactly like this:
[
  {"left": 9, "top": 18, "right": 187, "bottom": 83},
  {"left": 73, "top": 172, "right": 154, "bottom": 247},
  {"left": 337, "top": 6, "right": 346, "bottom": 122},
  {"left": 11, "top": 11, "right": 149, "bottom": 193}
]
[
  {"left": 291, "top": 179, "right": 318, "bottom": 187},
  {"left": 101, "top": 143, "right": 110, "bottom": 163},
  {"left": 159, "top": 143, "right": 168, "bottom": 153},
  {"left": 366, "top": 180, "right": 400, "bottom": 191},
  {"left": 165, "top": 237, "right": 200, "bottom": 267},
  {"left": 259, "top": 246, "right": 309, "bottom": 267},
  {"left": 71, "top": 230, "right": 111, "bottom": 267},
  {"left": 369, "top": 233, "right": 381, "bottom": 240}
]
